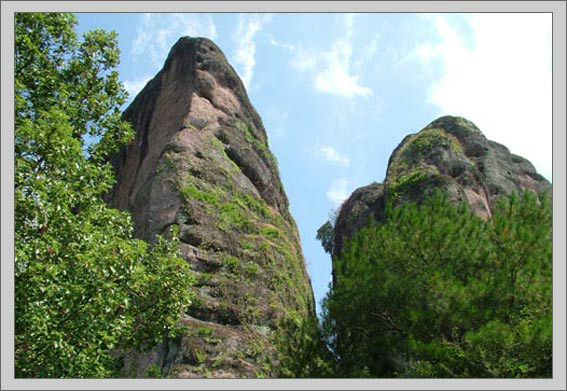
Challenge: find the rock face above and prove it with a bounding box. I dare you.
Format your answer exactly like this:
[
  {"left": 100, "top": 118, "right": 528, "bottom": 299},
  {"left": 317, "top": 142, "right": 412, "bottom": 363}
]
[
  {"left": 108, "top": 37, "right": 315, "bottom": 378},
  {"left": 332, "top": 116, "right": 551, "bottom": 257}
]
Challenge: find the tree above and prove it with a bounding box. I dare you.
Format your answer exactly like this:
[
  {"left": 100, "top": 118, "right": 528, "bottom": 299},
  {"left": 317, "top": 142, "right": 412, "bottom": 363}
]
[
  {"left": 316, "top": 221, "right": 335, "bottom": 255},
  {"left": 275, "top": 314, "right": 335, "bottom": 378},
  {"left": 15, "top": 13, "right": 194, "bottom": 378},
  {"left": 321, "top": 191, "right": 552, "bottom": 378}
]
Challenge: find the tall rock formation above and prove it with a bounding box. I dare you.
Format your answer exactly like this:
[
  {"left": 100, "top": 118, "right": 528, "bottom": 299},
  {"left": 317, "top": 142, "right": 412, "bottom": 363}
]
[
  {"left": 332, "top": 115, "right": 552, "bottom": 258},
  {"left": 108, "top": 37, "right": 315, "bottom": 378}
]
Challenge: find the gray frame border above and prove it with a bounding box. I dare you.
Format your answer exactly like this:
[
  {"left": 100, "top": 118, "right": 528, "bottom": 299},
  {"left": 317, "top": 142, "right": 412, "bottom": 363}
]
[{"left": 1, "top": 1, "right": 565, "bottom": 390}]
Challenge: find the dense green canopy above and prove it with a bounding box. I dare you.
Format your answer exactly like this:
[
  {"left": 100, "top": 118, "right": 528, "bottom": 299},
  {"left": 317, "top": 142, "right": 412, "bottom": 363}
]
[{"left": 320, "top": 191, "right": 552, "bottom": 378}]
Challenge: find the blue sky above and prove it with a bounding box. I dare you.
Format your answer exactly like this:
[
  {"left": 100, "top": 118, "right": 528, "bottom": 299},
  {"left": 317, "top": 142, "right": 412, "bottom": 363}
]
[{"left": 76, "top": 13, "right": 552, "bottom": 315}]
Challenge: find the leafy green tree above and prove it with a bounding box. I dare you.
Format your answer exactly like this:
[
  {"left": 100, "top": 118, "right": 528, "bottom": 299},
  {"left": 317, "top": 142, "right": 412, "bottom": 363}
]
[
  {"left": 321, "top": 191, "right": 552, "bottom": 378},
  {"left": 15, "top": 13, "right": 194, "bottom": 378}
]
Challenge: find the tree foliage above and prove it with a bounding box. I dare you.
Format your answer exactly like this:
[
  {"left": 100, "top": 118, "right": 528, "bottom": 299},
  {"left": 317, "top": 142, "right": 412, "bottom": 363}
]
[
  {"left": 316, "top": 220, "right": 335, "bottom": 255},
  {"left": 275, "top": 314, "right": 336, "bottom": 378},
  {"left": 321, "top": 191, "right": 552, "bottom": 378},
  {"left": 15, "top": 13, "right": 194, "bottom": 378}
]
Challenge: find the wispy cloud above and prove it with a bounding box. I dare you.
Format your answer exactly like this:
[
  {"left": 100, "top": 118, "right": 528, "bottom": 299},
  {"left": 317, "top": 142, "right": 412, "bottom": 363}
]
[
  {"left": 288, "top": 14, "right": 373, "bottom": 98},
  {"left": 132, "top": 13, "right": 217, "bottom": 71},
  {"left": 269, "top": 37, "right": 295, "bottom": 51},
  {"left": 232, "top": 14, "right": 272, "bottom": 89},
  {"left": 414, "top": 14, "right": 552, "bottom": 180},
  {"left": 326, "top": 178, "right": 352, "bottom": 207},
  {"left": 317, "top": 145, "right": 350, "bottom": 167}
]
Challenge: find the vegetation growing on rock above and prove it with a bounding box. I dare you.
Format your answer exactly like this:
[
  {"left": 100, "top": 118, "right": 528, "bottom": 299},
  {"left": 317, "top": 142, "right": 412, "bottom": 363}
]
[
  {"left": 106, "top": 36, "right": 316, "bottom": 377},
  {"left": 387, "top": 127, "right": 463, "bottom": 178},
  {"left": 387, "top": 165, "right": 439, "bottom": 203}
]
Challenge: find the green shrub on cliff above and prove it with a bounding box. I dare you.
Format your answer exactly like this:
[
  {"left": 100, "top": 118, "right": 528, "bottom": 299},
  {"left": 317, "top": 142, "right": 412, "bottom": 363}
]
[
  {"left": 321, "top": 191, "right": 552, "bottom": 378},
  {"left": 15, "top": 13, "right": 193, "bottom": 377}
]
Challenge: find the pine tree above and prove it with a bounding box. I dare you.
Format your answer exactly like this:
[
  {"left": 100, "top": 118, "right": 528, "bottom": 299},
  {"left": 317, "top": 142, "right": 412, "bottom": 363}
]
[{"left": 321, "top": 191, "right": 552, "bottom": 378}]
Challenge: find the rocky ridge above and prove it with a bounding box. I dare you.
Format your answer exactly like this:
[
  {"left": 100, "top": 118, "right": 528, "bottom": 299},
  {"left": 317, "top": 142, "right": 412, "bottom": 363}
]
[{"left": 108, "top": 37, "right": 315, "bottom": 378}]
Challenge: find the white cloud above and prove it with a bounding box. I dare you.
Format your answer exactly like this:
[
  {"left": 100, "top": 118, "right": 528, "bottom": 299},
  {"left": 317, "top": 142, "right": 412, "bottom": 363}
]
[
  {"left": 232, "top": 14, "right": 272, "bottom": 89},
  {"left": 317, "top": 145, "right": 350, "bottom": 167},
  {"left": 269, "top": 37, "right": 295, "bottom": 51},
  {"left": 290, "top": 14, "right": 373, "bottom": 98},
  {"left": 132, "top": 13, "right": 218, "bottom": 71},
  {"left": 123, "top": 74, "right": 152, "bottom": 99},
  {"left": 326, "top": 178, "right": 352, "bottom": 207},
  {"left": 415, "top": 14, "right": 552, "bottom": 180}
]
